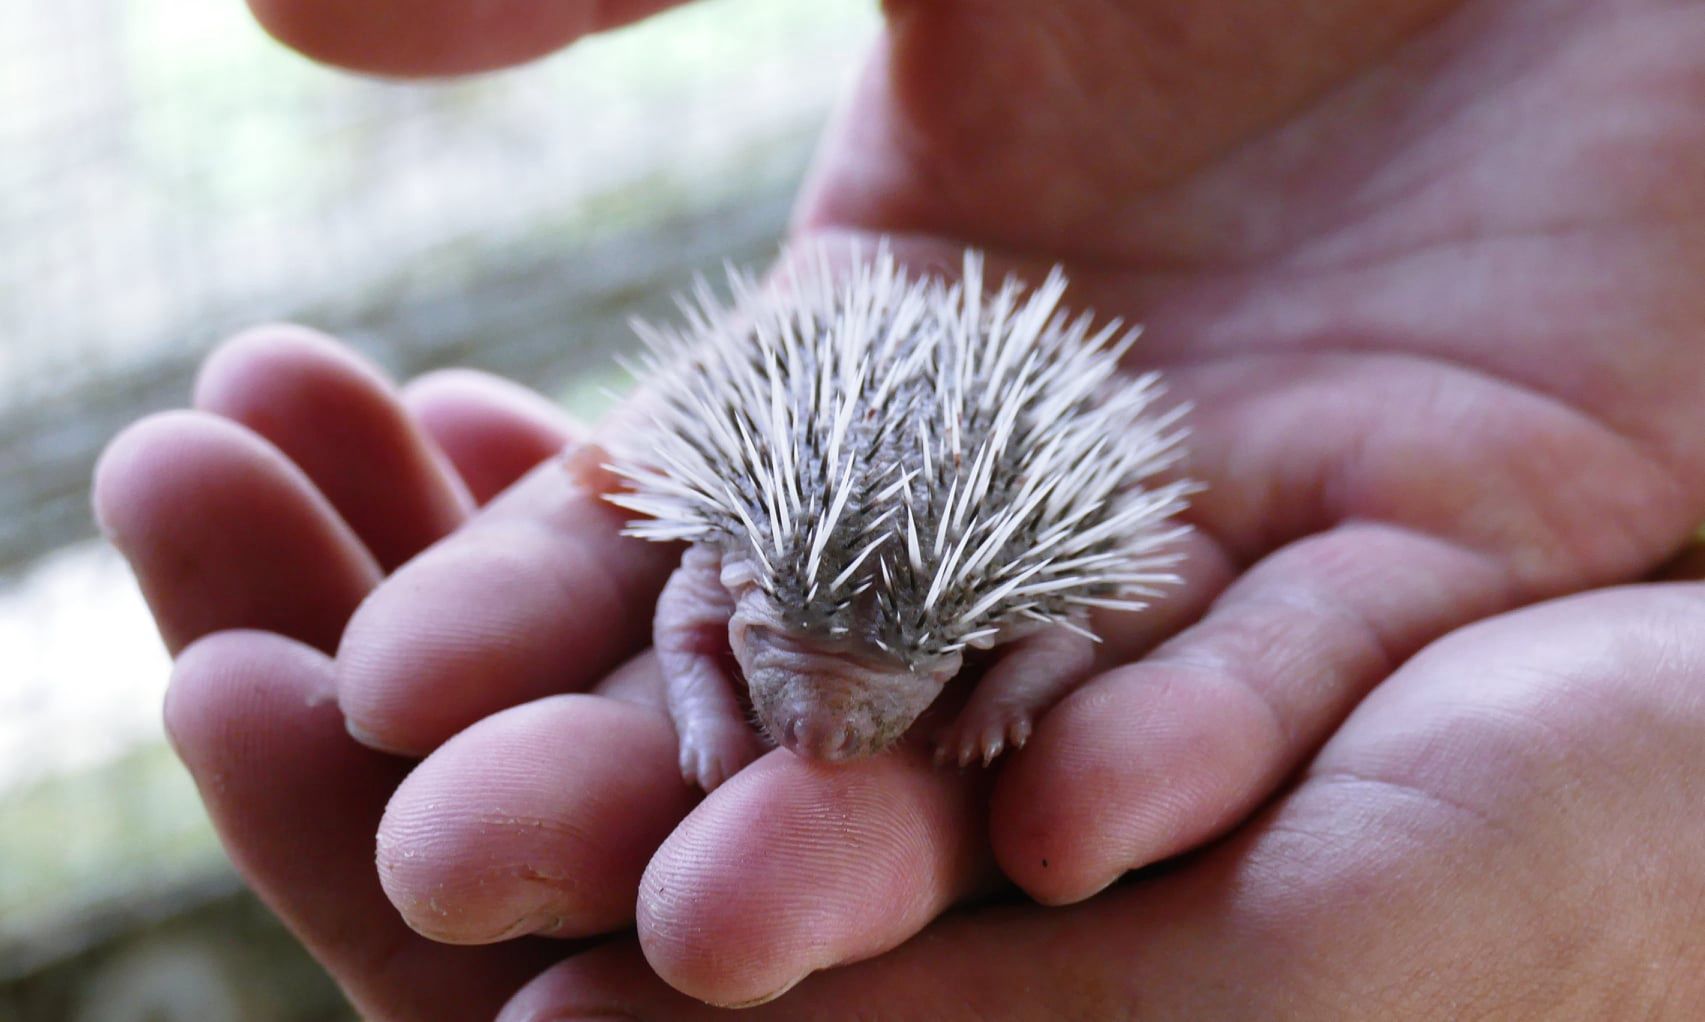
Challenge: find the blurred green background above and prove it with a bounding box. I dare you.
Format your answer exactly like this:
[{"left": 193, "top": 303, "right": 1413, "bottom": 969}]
[{"left": 0, "top": 1, "right": 877, "bottom": 1017}]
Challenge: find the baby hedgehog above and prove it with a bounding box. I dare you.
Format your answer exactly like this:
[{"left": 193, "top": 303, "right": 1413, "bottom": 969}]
[{"left": 605, "top": 247, "right": 1191, "bottom": 790}]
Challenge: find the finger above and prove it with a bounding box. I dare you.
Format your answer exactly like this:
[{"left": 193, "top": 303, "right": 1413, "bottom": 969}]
[
  {"left": 633, "top": 747, "right": 994, "bottom": 1007},
  {"left": 1159, "top": 353, "right": 1694, "bottom": 584},
  {"left": 168, "top": 630, "right": 562, "bottom": 1019},
  {"left": 498, "top": 942, "right": 729, "bottom": 1021},
  {"left": 377, "top": 690, "right": 695, "bottom": 943},
  {"left": 1088, "top": 526, "right": 1238, "bottom": 668},
  {"left": 401, "top": 368, "right": 581, "bottom": 506},
  {"left": 501, "top": 753, "right": 1574, "bottom": 1022},
  {"left": 799, "top": 2, "right": 1455, "bottom": 259},
  {"left": 93, "top": 411, "right": 380, "bottom": 655},
  {"left": 989, "top": 346, "right": 1701, "bottom": 904},
  {"left": 503, "top": 866, "right": 1287, "bottom": 1020},
  {"left": 592, "top": 648, "right": 669, "bottom": 706},
  {"left": 509, "top": 581, "right": 1705, "bottom": 1020},
  {"left": 247, "top": 0, "right": 690, "bottom": 76},
  {"left": 992, "top": 521, "right": 1516, "bottom": 904},
  {"left": 502, "top": 601, "right": 1705, "bottom": 1021},
  {"left": 336, "top": 453, "right": 680, "bottom": 754},
  {"left": 196, "top": 325, "right": 473, "bottom": 572}
]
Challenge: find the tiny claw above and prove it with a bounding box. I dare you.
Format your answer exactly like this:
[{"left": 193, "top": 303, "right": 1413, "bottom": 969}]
[
  {"left": 932, "top": 711, "right": 1035, "bottom": 771},
  {"left": 935, "top": 713, "right": 1036, "bottom": 769},
  {"left": 696, "top": 750, "right": 741, "bottom": 792},
  {"left": 697, "top": 762, "right": 725, "bottom": 792},
  {"left": 679, "top": 750, "right": 715, "bottom": 792},
  {"left": 679, "top": 726, "right": 758, "bottom": 791}
]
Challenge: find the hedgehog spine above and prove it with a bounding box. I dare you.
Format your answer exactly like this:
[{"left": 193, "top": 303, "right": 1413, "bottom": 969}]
[{"left": 608, "top": 245, "right": 1192, "bottom": 668}]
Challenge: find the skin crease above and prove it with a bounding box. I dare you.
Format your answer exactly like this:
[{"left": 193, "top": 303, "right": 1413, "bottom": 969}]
[{"left": 89, "top": 0, "right": 1705, "bottom": 1018}]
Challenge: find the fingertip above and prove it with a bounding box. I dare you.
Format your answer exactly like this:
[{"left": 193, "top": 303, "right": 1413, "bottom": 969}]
[
  {"left": 335, "top": 460, "right": 673, "bottom": 754},
  {"left": 246, "top": 0, "right": 686, "bottom": 77},
  {"left": 93, "top": 409, "right": 212, "bottom": 548},
  {"left": 196, "top": 323, "right": 471, "bottom": 569},
  {"left": 94, "top": 410, "right": 301, "bottom": 548},
  {"left": 589, "top": 649, "right": 668, "bottom": 708},
  {"left": 636, "top": 750, "right": 990, "bottom": 1007},
  {"left": 498, "top": 941, "right": 715, "bottom": 1022},
  {"left": 335, "top": 525, "right": 586, "bottom": 754},
  {"left": 342, "top": 713, "right": 417, "bottom": 757},
  {"left": 93, "top": 410, "right": 379, "bottom": 654},
  {"left": 1089, "top": 527, "right": 1240, "bottom": 666},
  {"left": 991, "top": 664, "right": 1281, "bottom": 904},
  {"left": 376, "top": 694, "right": 692, "bottom": 944},
  {"left": 164, "top": 629, "right": 339, "bottom": 769},
  {"left": 403, "top": 367, "right": 579, "bottom": 428},
  {"left": 194, "top": 322, "right": 379, "bottom": 398},
  {"left": 402, "top": 367, "right": 581, "bottom": 428},
  {"left": 163, "top": 627, "right": 560, "bottom": 1018},
  {"left": 402, "top": 368, "right": 581, "bottom": 504}
]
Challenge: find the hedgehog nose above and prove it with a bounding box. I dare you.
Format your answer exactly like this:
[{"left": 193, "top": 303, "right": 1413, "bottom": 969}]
[{"left": 779, "top": 717, "right": 858, "bottom": 761}]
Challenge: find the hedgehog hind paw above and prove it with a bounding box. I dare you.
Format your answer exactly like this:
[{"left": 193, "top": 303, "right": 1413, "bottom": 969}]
[{"left": 932, "top": 710, "right": 1034, "bottom": 771}]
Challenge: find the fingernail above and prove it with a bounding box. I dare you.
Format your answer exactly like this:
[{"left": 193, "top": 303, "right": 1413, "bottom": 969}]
[
  {"left": 561, "top": 441, "right": 624, "bottom": 497},
  {"left": 724, "top": 973, "right": 807, "bottom": 1009},
  {"left": 343, "top": 715, "right": 411, "bottom": 755}
]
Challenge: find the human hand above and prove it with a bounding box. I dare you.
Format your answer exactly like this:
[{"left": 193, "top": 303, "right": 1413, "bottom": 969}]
[
  {"left": 94, "top": 330, "right": 1705, "bottom": 1021},
  {"left": 500, "top": 574, "right": 1705, "bottom": 1019},
  {"left": 95, "top": 329, "right": 649, "bottom": 1018},
  {"left": 103, "top": 0, "right": 1705, "bottom": 1015}
]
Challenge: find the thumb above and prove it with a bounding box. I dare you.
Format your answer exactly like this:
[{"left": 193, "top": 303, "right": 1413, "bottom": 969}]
[{"left": 247, "top": 0, "right": 690, "bottom": 76}]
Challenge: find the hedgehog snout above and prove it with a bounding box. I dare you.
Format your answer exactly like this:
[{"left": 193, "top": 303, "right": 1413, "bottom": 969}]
[
  {"left": 733, "top": 628, "right": 946, "bottom": 761},
  {"left": 776, "top": 714, "right": 862, "bottom": 762},
  {"left": 752, "top": 671, "right": 933, "bottom": 762}
]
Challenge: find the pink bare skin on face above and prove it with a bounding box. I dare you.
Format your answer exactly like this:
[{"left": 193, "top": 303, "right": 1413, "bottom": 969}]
[{"left": 653, "top": 542, "right": 1098, "bottom": 790}]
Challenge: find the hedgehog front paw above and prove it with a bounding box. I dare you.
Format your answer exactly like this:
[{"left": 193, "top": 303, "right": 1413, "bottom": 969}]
[
  {"left": 932, "top": 708, "right": 1034, "bottom": 769},
  {"left": 679, "top": 725, "right": 762, "bottom": 792}
]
